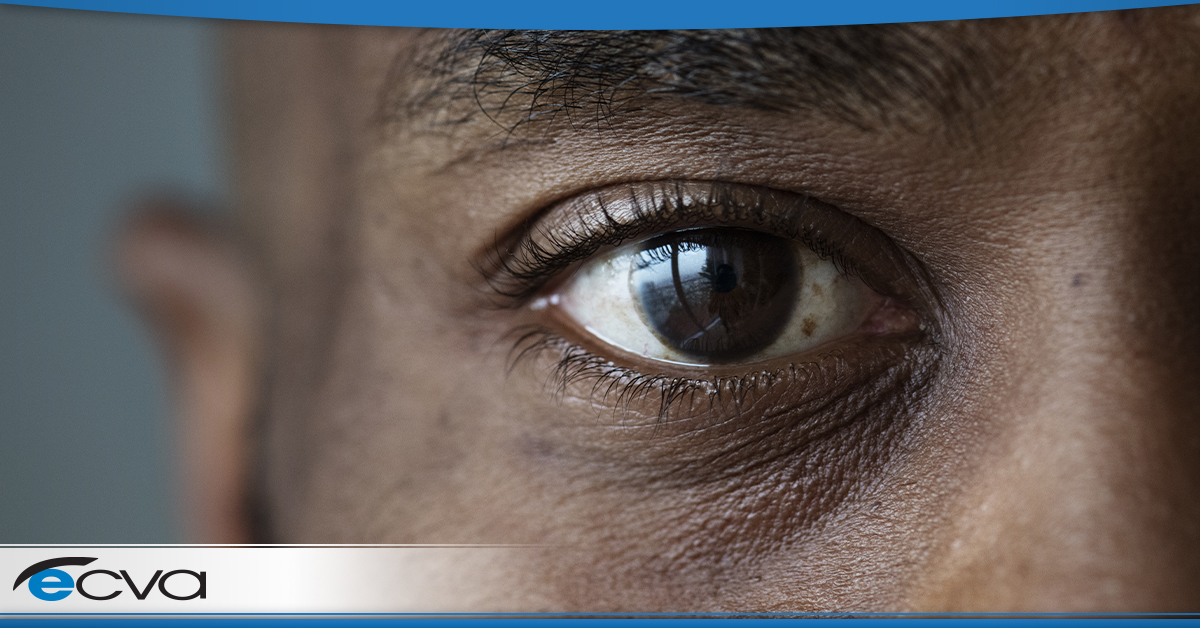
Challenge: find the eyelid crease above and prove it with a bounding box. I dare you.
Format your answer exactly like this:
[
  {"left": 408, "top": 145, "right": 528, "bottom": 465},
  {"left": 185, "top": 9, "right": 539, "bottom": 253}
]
[{"left": 478, "top": 180, "right": 944, "bottom": 342}]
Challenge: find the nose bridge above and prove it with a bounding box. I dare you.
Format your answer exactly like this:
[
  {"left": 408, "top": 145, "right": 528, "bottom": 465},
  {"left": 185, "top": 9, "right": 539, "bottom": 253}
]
[
  {"left": 1013, "top": 32, "right": 1200, "bottom": 561},
  {"left": 917, "top": 212, "right": 1200, "bottom": 611},
  {"left": 917, "top": 127, "right": 1200, "bottom": 610},
  {"left": 1032, "top": 54, "right": 1200, "bottom": 443},
  {"left": 1009, "top": 218, "right": 1200, "bottom": 606}
]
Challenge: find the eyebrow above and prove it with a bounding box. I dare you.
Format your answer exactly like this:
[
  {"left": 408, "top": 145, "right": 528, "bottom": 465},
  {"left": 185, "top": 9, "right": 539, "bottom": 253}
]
[{"left": 386, "top": 26, "right": 996, "bottom": 138}]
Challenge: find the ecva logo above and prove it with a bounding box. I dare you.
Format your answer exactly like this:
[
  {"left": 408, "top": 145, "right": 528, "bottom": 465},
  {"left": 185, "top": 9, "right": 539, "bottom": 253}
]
[{"left": 13, "top": 557, "right": 206, "bottom": 601}]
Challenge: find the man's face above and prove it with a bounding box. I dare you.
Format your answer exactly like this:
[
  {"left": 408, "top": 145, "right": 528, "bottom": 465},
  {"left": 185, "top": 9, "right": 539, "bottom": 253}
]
[{"left": 151, "top": 11, "right": 1200, "bottom": 611}]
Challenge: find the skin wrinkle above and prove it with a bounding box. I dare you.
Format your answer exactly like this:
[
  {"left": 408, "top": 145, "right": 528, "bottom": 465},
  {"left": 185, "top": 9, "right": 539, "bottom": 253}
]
[
  {"left": 496, "top": 330, "right": 944, "bottom": 608},
  {"left": 127, "top": 8, "right": 1199, "bottom": 612},
  {"left": 528, "top": 408, "right": 908, "bottom": 609},
  {"left": 526, "top": 338, "right": 934, "bottom": 484}
]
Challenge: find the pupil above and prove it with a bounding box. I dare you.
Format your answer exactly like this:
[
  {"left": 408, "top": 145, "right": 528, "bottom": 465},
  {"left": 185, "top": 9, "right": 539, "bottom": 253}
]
[
  {"left": 711, "top": 263, "right": 738, "bottom": 293},
  {"left": 629, "top": 228, "right": 800, "bottom": 363}
]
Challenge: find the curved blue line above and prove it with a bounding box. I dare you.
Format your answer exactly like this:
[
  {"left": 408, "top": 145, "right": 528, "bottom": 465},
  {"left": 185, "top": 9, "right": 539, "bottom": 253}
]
[
  {"left": 12, "top": 557, "right": 97, "bottom": 590},
  {"left": 3, "top": 0, "right": 1197, "bottom": 29}
]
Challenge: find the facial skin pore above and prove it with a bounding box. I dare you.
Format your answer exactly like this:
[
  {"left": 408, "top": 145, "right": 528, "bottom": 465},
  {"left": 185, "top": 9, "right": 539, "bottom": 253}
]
[{"left": 121, "top": 9, "right": 1200, "bottom": 612}]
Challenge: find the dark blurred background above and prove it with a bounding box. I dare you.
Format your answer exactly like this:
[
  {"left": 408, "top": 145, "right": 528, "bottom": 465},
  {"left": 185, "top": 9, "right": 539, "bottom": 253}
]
[{"left": 0, "top": 5, "right": 226, "bottom": 542}]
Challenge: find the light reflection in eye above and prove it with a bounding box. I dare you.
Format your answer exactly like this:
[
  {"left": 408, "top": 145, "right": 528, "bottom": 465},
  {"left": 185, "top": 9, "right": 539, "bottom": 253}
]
[
  {"left": 630, "top": 228, "right": 799, "bottom": 362},
  {"left": 546, "top": 227, "right": 884, "bottom": 366}
]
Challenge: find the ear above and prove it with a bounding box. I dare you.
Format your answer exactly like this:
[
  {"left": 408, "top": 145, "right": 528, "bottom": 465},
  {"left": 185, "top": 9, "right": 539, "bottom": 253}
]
[{"left": 115, "top": 204, "right": 263, "bottom": 543}]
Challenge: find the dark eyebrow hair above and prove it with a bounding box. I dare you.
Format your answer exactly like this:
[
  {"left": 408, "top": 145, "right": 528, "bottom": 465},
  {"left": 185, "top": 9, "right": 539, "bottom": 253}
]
[{"left": 384, "top": 26, "right": 997, "bottom": 139}]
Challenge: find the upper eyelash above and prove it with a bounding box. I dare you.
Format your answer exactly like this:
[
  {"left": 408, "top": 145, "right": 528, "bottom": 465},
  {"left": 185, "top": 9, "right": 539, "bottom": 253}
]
[{"left": 480, "top": 180, "right": 869, "bottom": 306}]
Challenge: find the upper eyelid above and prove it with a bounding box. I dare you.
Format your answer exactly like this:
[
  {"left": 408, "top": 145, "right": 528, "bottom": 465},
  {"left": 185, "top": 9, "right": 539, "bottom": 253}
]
[
  {"left": 477, "top": 180, "right": 943, "bottom": 336},
  {"left": 479, "top": 180, "right": 819, "bottom": 302}
]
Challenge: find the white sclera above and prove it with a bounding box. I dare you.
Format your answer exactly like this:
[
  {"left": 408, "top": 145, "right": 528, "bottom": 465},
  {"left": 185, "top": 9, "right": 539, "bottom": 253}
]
[{"left": 552, "top": 237, "right": 879, "bottom": 366}]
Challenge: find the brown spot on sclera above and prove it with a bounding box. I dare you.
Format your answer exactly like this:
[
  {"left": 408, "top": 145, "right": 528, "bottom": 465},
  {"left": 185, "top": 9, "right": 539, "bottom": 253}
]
[
  {"left": 810, "top": 283, "right": 824, "bottom": 296},
  {"left": 802, "top": 316, "right": 817, "bottom": 337}
]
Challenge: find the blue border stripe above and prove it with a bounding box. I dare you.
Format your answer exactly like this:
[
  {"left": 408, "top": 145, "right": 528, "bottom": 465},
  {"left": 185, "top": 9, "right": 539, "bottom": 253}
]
[{"left": 3, "top": 0, "right": 1199, "bottom": 29}]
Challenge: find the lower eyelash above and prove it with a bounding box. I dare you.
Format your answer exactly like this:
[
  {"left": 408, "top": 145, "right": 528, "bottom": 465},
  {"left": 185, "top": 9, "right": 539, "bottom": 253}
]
[
  {"left": 507, "top": 325, "right": 698, "bottom": 422},
  {"left": 504, "top": 325, "right": 846, "bottom": 426}
]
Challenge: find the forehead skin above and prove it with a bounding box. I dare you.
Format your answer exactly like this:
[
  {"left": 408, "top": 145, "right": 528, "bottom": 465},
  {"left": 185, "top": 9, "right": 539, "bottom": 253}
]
[{"left": 227, "top": 11, "right": 1200, "bottom": 611}]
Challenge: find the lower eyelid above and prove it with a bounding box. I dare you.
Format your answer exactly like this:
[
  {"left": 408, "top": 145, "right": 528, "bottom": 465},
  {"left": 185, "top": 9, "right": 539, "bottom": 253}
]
[
  {"left": 499, "top": 328, "right": 945, "bottom": 567},
  {"left": 503, "top": 323, "right": 940, "bottom": 492}
]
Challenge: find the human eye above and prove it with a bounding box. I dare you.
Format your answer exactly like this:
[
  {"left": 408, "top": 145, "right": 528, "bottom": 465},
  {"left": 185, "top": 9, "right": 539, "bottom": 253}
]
[
  {"left": 484, "top": 180, "right": 942, "bottom": 427},
  {"left": 556, "top": 226, "right": 902, "bottom": 366}
]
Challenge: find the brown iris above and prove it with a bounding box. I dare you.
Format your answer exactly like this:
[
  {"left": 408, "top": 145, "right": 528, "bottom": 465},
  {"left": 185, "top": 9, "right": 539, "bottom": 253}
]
[{"left": 629, "top": 228, "right": 800, "bottom": 363}]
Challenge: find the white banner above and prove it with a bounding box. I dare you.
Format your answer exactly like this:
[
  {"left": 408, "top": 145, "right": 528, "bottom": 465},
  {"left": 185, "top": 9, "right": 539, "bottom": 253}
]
[{"left": 0, "top": 545, "right": 533, "bottom": 613}]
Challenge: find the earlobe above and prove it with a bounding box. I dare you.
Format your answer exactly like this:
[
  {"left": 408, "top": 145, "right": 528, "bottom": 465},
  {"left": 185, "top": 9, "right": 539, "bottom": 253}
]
[{"left": 115, "top": 204, "right": 263, "bottom": 543}]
